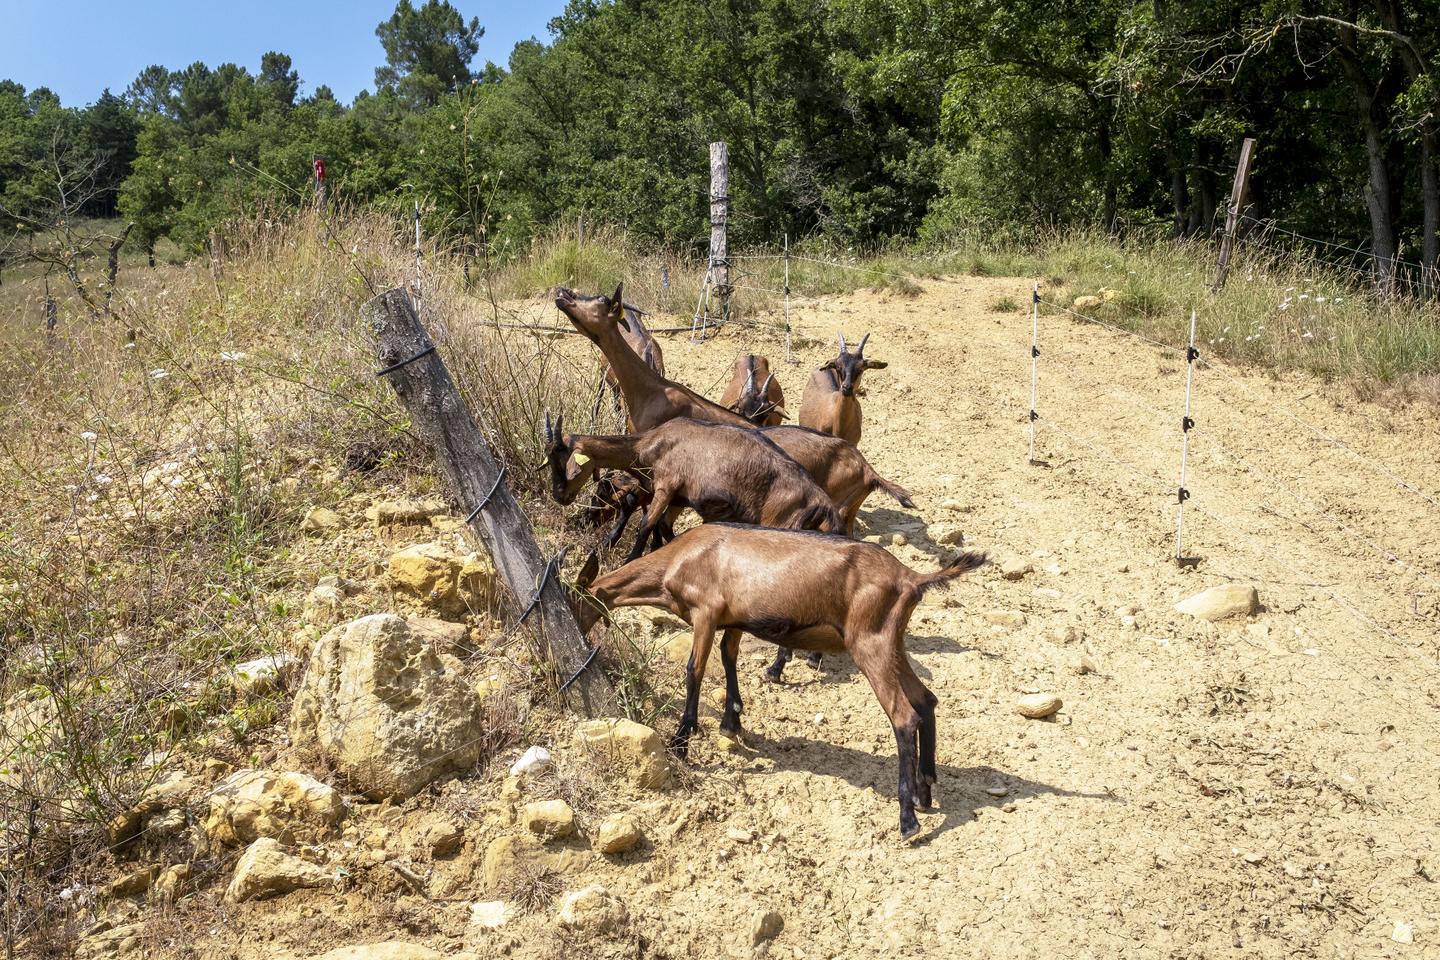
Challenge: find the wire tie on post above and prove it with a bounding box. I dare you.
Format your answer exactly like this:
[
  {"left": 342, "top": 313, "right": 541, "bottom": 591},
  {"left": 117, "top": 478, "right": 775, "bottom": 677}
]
[
  {"left": 375, "top": 344, "right": 436, "bottom": 377},
  {"left": 1177, "top": 487, "right": 1191, "bottom": 505},
  {"left": 1186, "top": 346, "right": 1200, "bottom": 363},
  {"left": 559, "top": 645, "right": 600, "bottom": 693},
  {"left": 1182, "top": 416, "right": 1195, "bottom": 433},
  {"left": 1029, "top": 410, "right": 1039, "bottom": 422},
  {"left": 1031, "top": 345, "right": 1040, "bottom": 358},
  {"left": 464, "top": 464, "right": 508, "bottom": 524}
]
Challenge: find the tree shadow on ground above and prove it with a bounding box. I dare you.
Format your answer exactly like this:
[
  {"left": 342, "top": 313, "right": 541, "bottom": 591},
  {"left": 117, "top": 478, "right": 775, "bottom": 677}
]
[
  {"left": 858, "top": 505, "right": 962, "bottom": 565},
  {"left": 740, "top": 733, "right": 1116, "bottom": 844}
]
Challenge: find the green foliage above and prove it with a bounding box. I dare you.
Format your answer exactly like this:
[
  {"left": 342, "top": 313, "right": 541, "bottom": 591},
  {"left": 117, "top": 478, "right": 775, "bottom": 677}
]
[{"left": 374, "top": 0, "right": 483, "bottom": 106}]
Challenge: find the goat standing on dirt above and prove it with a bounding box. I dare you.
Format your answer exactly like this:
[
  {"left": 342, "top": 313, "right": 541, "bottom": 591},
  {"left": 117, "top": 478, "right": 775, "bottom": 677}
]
[
  {"left": 799, "top": 332, "right": 887, "bottom": 446},
  {"left": 593, "top": 301, "right": 666, "bottom": 429},
  {"left": 719, "top": 353, "right": 787, "bottom": 426},
  {"left": 573, "top": 524, "right": 987, "bottom": 839},
  {"left": 543, "top": 413, "right": 843, "bottom": 560}
]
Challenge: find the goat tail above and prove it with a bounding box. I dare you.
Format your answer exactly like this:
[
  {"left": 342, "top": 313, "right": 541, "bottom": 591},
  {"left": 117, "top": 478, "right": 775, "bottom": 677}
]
[
  {"left": 868, "top": 470, "right": 915, "bottom": 509},
  {"left": 795, "top": 501, "right": 845, "bottom": 534},
  {"left": 912, "top": 551, "right": 987, "bottom": 598}
]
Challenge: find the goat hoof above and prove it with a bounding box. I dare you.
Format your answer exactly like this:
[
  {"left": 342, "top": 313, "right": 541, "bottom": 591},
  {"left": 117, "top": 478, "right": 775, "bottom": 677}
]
[
  {"left": 762, "top": 668, "right": 783, "bottom": 684},
  {"left": 899, "top": 818, "right": 922, "bottom": 841}
]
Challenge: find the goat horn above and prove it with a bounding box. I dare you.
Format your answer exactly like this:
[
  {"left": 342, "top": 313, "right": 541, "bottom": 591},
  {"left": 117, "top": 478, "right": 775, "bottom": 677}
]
[
  {"left": 857, "top": 332, "right": 870, "bottom": 355},
  {"left": 555, "top": 412, "right": 564, "bottom": 436},
  {"left": 837, "top": 331, "right": 847, "bottom": 353},
  {"left": 544, "top": 410, "right": 552, "bottom": 442},
  {"left": 760, "top": 373, "right": 774, "bottom": 394},
  {"left": 744, "top": 368, "right": 755, "bottom": 394}
]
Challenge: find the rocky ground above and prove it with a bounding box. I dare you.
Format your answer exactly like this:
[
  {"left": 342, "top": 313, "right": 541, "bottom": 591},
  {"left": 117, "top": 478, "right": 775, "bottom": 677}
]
[{"left": 41, "top": 277, "right": 1440, "bottom": 959}]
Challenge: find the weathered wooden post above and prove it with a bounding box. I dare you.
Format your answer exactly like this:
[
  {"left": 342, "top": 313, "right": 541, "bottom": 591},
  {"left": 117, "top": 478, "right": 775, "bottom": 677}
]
[
  {"left": 103, "top": 222, "right": 134, "bottom": 315},
  {"left": 363, "top": 288, "right": 620, "bottom": 718},
  {"left": 1211, "top": 137, "right": 1255, "bottom": 292},
  {"left": 709, "top": 142, "right": 730, "bottom": 322}
]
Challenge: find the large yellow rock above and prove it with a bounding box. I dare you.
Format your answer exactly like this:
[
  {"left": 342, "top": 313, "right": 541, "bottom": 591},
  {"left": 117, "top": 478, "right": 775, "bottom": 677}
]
[
  {"left": 224, "top": 837, "right": 330, "bottom": 903},
  {"left": 1174, "top": 583, "right": 1259, "bottom": 622},
  {"left": 290, "top": 614, "right": 485, "bottom": 800},
  {"left": 571, "top": 718, "right": 671, "bottom": 789},
  {"left": 205, "top": 769, "right": 344, "bottom": 846},
  {"left": 388, "top": 543, "right": 494, "bottom": 616}
]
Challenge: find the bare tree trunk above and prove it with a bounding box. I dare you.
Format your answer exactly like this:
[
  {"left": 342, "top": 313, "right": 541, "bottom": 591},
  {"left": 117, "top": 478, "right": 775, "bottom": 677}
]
[
  {"left": 1375, "top": 0, "right": 1438, "bottom": 296},
  {"left": 1335, "top": 25, "right": 1401, "bottom": 293},
  {"left": 104, "top": 222, "right": 135, "bottom": 315},
  {"left": 1166, "top": 142, "right": 1189, "bottom": 238}
]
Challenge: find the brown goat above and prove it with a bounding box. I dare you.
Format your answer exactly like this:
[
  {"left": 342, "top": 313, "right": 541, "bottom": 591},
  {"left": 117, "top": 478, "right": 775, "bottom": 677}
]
[
  {"left": 574, "top": 524, "right": 987, "bottom": 838},
  {"left": 798, "top": 332, "right": 887, "bottom": 446},
  {"left": 719, "top": 354, "right": 787, "bottom": 426},
  {"left": 558, "top": 285, "right": 750, "bottom": 432},
  {"left": 543, "top": 413, "right": 843, "bottom": 560},
  {"left": 593, "top": 302, "right": 666, "bottom": 429},
  {"left": 579, "top": 471, "right": 654, "bottom": 551},
  {"left": 556, "top": 286, "right": 912, "bottom": 530}
]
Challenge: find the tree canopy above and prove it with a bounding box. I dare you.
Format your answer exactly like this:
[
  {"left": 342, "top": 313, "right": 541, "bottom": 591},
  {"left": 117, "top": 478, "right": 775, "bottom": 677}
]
[{"left": 2, "top": 0, "right": 1436, "bottom": 288}]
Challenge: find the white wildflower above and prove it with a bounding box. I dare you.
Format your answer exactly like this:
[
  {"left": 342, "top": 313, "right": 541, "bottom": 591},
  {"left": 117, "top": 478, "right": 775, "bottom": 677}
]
[
  {"left": 149, "top": 368, "right": 168, "bottom": 380},
  {"left": 123, "top": 342, "right": 137, "bottom": 350},
  {"left": 1303, "top": 331, "right": 1314, "bottom": 339},
  {"left": 220, "top": 351, "right": 246, "bottom": 363},
  {"left": 80, "top": 431, "right": 98, "bottom": 443},
  {"left": 94, "top": 474, "right": 113, "bottom": 486},
  {"left": 1314, "top": 296, "right": 1328, "bottom": 303}
]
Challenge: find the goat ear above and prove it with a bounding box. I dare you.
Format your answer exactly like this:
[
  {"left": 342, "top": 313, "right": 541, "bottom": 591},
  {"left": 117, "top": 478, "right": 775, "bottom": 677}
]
[
  {"left": 863, "top": 359, "right": 888, "bottom": 370},
  {"left": 554, "top": 412, "right": 565, "bottom": 436},
  {"left": 610, "top": 283, "right": 624, "bottom": 309},
  {"left": 773, "top": 406, "right": 790, "bottom": 421},
  {"left": 577, "top": 551, "right": 600, "bottom": 589},
  {"left": 820, "top": 358, "right": 839, "bottom": 371}
]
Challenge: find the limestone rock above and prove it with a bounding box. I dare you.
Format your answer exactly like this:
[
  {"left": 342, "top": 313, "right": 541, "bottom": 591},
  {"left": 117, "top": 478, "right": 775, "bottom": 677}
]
[
  {"left": 1175, "top": 584, "right": 1259, "bottom": 622},
  {"left": 309, "top": 945, "right": 445, "bottom": 960},
  {"left": 929, "top": 523, "right": 965, "bottom": 547},
  {"left": 1000, "top": 558, "right": 1033, "bottom": 581},
  {"left": 750, "top": 909, "right": 785, "bottom": 945},
  {"left": 596, "top": 814, "right": 642, "bottom": 854},
  {"left": 206, "top": 769, "right": 344, "bottom": 846},
  {"left": 556, "top": 885, "right": 627, "bottom": 933},
  {"left": 388, "top": 543, "right": 494, "bottom": 616},
  {"left": 229, "top": 653, "right": 299, "bottom": 696},
  {"left": 407, "top": 616, "right": 473, "bottom": 656},
  {"left": 103, "top": 865, "right": 159, "bottom": 899},
  {"left": 289, "top": 614, "right": 486, "bottom": 800},
  {"left": 301, "top": 507, "right": 343, "bottom": 534},
  {"left": 1015, "top": 694, "right": 1062, "bottom": 719},
  {"left": 75, "top": 922, "right": 146, "bottom": 959},
  {"left": 572, "top": 718, "right": 671, "bottom": 789},
  {"left": 509, "top": 745, "right": 552, "bottom": 777},
  {"left": 469, "top": 900, "right": 512, "bottom": 931},
  {"left": 521, "top": 799, "right": 576, "bottom": 840},
  {"left": 481, "top": 834, "right": 519, "bottom": 891},
  {"left": 1073, "top": 294, "right": 1103, "bottom": 311},
  {"left": 425, "top": 819, "right": 465, "bottom": 858},
  {"left": 366, "top": 499, "right": 447, "bottom": 526},
  {"left": 224, "top": 837, "right": 330, "bottom": 902},
  {"left": 1045, "top": 624, "right": 1080, "bottom": 645},
  {"left": 984, "top": 610, "right": 1026, "bottom": 628},
  {"left": 305, "top": 583, "right": 346, "bottom": 626},
  {"left": 152, "top": 863, "right": 190, "bottom": 903}
]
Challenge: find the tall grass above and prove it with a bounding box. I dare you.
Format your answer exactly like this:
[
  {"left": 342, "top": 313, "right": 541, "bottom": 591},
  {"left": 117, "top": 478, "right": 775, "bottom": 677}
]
[{"left": 488, "top": 221, "right": 1439, "bottom": 396}]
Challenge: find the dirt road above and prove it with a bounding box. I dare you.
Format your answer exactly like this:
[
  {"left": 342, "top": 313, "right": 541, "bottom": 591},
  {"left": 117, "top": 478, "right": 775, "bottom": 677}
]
[{"left": 603, "top": 276, "right": 1440, "bottom": 958}]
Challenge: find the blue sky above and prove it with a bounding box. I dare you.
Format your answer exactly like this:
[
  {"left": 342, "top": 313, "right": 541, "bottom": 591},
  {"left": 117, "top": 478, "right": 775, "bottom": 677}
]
[{"left": 0, "top": 0, "right": 567, "bottom": 107}]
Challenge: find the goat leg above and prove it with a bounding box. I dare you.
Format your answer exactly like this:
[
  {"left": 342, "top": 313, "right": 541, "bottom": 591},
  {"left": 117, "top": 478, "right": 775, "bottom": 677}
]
[
  {"left": 671, "top": 616, "right": 717, "bottom": 759},
  {"left": 626, "top": 486, "right": 675, "bottom": 562},
  {"left": 718, "top": 628, "right": 743, "bottom": 737},
  {"left": 763, "top": 646, "right": 792, "bottom": 683},
  {"left": 601, "top": 492, "right": 639, "bottom": 550},
  {"left": 892, "top": 720, "right": 923, "bottom": 839}
]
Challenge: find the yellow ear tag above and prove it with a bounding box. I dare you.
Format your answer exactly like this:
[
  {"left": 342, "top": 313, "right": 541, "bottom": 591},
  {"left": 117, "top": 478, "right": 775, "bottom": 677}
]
[{"left": 573, "top": 452, "right": 591, "bottom": 466}]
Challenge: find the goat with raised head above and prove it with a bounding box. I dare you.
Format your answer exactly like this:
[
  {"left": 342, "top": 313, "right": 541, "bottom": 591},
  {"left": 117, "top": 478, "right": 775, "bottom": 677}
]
[
  {"left": 799, "top": 332, "right": 887, "bottom": 446},
  {"left": 593, "top": 302, "right": 666, "bottom": 429},
  {"left": 542, "top": 413, "right": 843, "bottom": 560},
  {"left": 556, "top": 286, "right": 912, "bottom": 529},
  {"left": 558, "top": 285, "right": 751, "bottom": 432},
  {"left": 719, "top": 353, "right": 787, "bottom": 426},
  {"left": 573, "top": 524, "right": 987, "bottom": 838}
]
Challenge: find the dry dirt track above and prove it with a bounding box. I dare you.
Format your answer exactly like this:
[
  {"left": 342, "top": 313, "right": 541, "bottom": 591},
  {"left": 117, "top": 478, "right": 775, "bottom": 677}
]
[{"left": 571, "top": 276, "right": 1440, "bottom": 959}]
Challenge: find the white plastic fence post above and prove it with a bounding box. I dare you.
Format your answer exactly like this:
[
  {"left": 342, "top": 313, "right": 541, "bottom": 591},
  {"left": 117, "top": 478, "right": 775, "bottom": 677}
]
[
  {"left": 1174, "top": 308, "right": 1199, "bottom": 561},
  {"left": 783, "top": 233, "right": 792, "bottom": 361},
  {"left": 1027, "top": 283, "right": 1040, "bottom": 464}
]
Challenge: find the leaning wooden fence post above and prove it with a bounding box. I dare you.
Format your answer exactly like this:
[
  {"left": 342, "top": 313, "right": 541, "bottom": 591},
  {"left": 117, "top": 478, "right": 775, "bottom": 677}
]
[
  {"left": 363, "top": 288, "right": 620, "bottom": 718},
  {"left": 709, "top": 142, "right": 730, "bottom": 323},
  {"left": 1211, "top": 137, "right": 1255, "bottom": 292}
]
